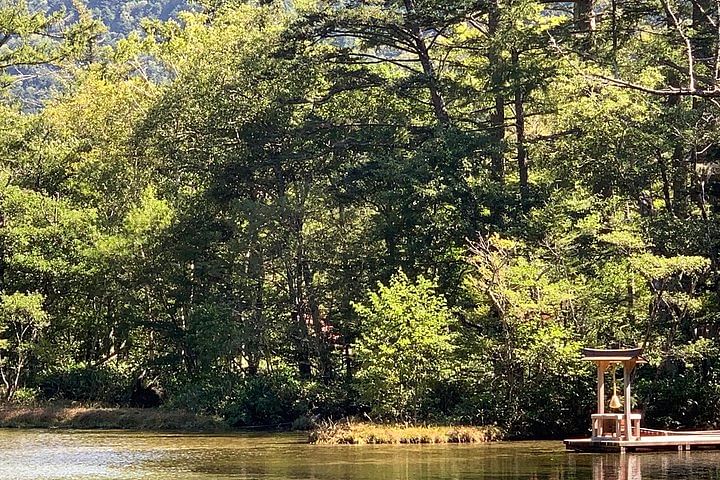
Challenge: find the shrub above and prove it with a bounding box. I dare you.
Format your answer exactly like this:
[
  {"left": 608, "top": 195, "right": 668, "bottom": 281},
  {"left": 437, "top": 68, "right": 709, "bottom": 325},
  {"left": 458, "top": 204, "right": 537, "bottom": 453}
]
[
  {"left": 299, "top": 379, "right": 356, "bottom": 419},
  {"left": 11, "top": 387, "right": 41, "bottom": 406},
  {"left": 166, "top": 369, "right": 353, "bottom": 427},
  {"left": 36, "top": 363, "right": 132, "bottom": 405},
  {"left": 353, "top": 271, "right": 457, "bottom": 421},
  {"left": 291, "top": 415, "right": 316, "bottom": 431},
  {"left": 222, "top": 369, "right": 305, "bottom": 427},
  {"left": 164, "top": 371, "right": 237, "bottom": 415},
  {"left": 309, "top": 421, "right": 504, "bottom": 444}
]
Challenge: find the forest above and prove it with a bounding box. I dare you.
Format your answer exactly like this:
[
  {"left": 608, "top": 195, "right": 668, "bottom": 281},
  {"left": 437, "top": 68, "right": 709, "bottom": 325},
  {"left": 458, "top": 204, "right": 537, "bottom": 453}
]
[{"left": 1, "top": 0, "right": 720, "bottom": 438}]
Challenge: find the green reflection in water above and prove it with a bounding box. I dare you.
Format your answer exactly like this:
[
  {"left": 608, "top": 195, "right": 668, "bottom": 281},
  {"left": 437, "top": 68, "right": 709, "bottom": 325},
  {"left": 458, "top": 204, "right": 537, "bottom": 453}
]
[{"left": 0, "top": 431, "right": 719, "bottom": 479}]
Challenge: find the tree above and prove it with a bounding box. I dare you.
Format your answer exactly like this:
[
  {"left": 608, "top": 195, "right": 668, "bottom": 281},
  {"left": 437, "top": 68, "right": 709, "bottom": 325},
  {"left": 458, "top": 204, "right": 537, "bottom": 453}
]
[
  {"left": 0, "top": 292, "right": 48, "bottom": 400},
  {"left": 0, "top": 0, "right": 100, "bottom": 90},
  {"left": 463, "top": 234, "right": 590, "bottom": 433},
  {"left": 354, "top": 271, "right": 456, "bottom": 420}
]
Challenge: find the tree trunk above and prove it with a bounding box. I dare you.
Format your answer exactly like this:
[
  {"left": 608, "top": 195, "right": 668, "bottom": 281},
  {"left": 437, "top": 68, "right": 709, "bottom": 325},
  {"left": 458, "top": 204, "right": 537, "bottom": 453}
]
[
  {"left": 403, "top": 0, "right": 450, "bottom": 125},
  {"left": 671, "top": 139, "right": 690, "bottom": 221},
  {"left": 610, "top": 0, "right": 618, "bottom": 71},
  {"left": 245, "top": 244, "right": 265, "bottom": 377},
  {"left": 574, "top": 0, "right": 595, "bottom": 32},
  {"left": 665, "top": 43, "right": 689, "bottom": 217},
  {"left": 692, "top": 0, "right": 715, "bottom": 78},
  {"left": 288, "top": 252, "right": 313, "bottom": 379},
  {"left": 0, "top": 211, "right": 5, "bottom": 292},
  {"left": 513, "top": 49, "right": 529, "bottom": 207},
  {"left": 488, "top": 0, "right": 506, "bottom": 185},
  {"left": 302, "top": 261, "right": 332, "bottom": 380},
  {"left": 658, "top": 151, "right": 674, "bottom": 213}
]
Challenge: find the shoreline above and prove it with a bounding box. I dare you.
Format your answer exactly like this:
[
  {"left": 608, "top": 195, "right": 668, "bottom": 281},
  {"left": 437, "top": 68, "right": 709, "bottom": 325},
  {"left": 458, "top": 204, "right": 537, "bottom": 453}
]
[
  {"left": 0, "top": 406, "right": 506, "bottom": 445},
  {"left": 0, "top": 405, "right": 229, "bottom": 432}
]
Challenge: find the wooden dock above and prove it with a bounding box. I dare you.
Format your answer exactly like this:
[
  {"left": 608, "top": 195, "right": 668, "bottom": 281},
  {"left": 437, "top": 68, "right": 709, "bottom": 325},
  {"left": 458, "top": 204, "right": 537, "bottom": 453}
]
[
  {"left": 566, "top": 348, "right": 720, "bottom": 453},
  {"left": 565, "top": 434, "right": 720, "bottom": 453}
]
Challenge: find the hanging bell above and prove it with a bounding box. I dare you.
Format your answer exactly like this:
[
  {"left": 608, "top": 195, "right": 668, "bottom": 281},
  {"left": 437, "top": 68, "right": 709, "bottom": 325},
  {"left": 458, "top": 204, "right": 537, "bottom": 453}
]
[{"left": 609, "top": 364, "right": 622, "bottom": 410}]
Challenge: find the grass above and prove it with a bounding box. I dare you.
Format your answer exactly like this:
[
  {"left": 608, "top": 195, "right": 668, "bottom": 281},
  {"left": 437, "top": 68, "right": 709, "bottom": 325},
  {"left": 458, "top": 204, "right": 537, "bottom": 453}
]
[
  {"left": 0, "top": 404, "right": 229, "bottom": 431},
  {"left": 309, "top": 420, "right": 503, "bottom": 445}
]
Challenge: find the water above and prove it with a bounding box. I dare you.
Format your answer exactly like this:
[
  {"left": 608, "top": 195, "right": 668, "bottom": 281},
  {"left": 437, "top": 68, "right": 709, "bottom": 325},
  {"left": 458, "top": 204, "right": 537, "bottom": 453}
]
[{"left": 0, "top": 430, "right": 718, "bottom": 479}]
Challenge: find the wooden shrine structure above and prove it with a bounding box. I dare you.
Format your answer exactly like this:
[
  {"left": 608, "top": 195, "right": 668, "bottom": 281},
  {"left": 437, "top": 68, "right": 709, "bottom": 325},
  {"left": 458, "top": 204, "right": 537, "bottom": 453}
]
[
  {"left": 586, "top": 347, "right": 644, "bottom": 441},
  {"left": 565, "top": 347, "right": 720, "bottom": 453}
]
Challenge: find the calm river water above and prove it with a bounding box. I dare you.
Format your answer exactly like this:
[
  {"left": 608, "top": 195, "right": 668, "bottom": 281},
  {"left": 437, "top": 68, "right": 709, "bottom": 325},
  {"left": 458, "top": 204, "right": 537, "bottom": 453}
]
[{"left": 0, "top": 430, "right": 718, "bottom": 479}]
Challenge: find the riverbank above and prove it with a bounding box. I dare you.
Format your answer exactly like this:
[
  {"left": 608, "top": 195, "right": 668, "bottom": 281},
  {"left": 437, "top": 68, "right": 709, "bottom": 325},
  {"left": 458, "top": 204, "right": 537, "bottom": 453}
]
[
  {"left": 0, "top": 405, "right": 229, "bottom": 431},
  {"left": 0, "top": 405, "right": 503, "bottom": 443},
  {"left": 309, "top": 421, "right": 503, "bottom": 444}
]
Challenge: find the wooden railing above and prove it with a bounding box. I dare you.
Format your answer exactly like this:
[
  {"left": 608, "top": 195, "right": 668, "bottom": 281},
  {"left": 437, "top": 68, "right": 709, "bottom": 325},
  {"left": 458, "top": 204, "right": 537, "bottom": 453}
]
[{"left": 641, "top": 428, "right": 720, "bottom": 437}]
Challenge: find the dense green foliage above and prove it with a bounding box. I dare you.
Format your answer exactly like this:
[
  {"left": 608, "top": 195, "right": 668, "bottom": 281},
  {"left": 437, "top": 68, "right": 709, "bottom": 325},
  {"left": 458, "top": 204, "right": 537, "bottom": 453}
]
[
  {"left": 354, "top": 273, "right": 457, "bottom": 420},
  {"left": 2, "top": 0, "right": 720, "bottom": 437}
]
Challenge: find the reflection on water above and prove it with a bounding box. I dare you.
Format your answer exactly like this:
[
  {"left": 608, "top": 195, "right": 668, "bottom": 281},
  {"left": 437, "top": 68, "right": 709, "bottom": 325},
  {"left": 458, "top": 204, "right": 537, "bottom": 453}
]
[
  {"left": 592, "top": 451, "right": 720, "bottom": 480},
  {"left": 594, "top": 455, "right": 642, "bottom": 480},
  {"left": 0, "top": 430, "right": 719, "bottom": 479}
]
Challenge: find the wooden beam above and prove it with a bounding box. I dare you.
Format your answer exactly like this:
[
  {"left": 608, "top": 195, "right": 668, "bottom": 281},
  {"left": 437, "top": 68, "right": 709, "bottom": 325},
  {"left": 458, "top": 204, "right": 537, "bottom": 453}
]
[
  {"left": 623, "top": 359, "right": 636, "bottom": 440},
  {"left": 597, "top": 361, "right": 607, "bottom": 414}
]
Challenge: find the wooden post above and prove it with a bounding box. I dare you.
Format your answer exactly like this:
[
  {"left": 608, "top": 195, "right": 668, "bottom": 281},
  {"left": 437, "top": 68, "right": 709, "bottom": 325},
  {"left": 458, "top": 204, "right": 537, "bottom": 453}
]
[
  {"left": 624, "top": 360, "right": 635, "bottom": 440},
  {"left": 593, "top": 361, "right": 607, "bottom": 437},
  {"left": 597, "top": 361, "right": 606, "bottom": 414}
]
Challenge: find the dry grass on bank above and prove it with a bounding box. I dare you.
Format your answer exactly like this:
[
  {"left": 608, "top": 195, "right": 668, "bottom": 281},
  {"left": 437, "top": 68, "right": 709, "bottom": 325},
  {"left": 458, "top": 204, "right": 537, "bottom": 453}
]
[
  {"left": 309, "top": 421, "right": 503, "bottom": 444},
  {"left": 0, "top": 405, "right": 229, "bottom": 431}
]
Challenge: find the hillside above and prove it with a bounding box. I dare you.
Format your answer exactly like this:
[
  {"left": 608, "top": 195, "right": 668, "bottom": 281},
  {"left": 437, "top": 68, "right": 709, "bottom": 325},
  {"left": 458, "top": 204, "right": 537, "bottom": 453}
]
[
  {"left": 9, "top": 0, "right": 190, "bottom": 108},
  {"left": 44, "top": 0, "right": 190, "bottom": 36}
]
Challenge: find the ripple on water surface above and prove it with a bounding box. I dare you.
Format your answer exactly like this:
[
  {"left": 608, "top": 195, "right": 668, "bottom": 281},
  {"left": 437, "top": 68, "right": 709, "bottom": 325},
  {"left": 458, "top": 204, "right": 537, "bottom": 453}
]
[
  {"left": 1, "top": 431, "right": 720, "bottom": 479},
  {"left": 0, "top": 431, "right": 154, "bottom": 479}
]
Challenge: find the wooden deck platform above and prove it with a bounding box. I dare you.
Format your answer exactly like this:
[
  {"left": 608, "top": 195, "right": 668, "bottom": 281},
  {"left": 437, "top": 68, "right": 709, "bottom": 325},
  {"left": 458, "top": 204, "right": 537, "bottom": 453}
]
[{"left": 565, "top": 435, "right": 720, "bottom": 453}]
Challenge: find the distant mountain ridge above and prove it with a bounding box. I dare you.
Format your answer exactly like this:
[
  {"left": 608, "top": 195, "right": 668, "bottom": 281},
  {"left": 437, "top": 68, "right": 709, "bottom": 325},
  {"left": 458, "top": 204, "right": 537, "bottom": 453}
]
[
  {"left": 41, "top": 0, "right": 191, "bottom": 36},
  {"left": 9, "top": 1, "right": 191, "bottom": 109},
  {"left": 84, "top": 0, "right": 191, "bottom": 35}
]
